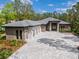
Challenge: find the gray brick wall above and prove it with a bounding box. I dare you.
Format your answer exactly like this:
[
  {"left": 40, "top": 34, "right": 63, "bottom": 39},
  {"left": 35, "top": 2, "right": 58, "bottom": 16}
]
[
  {"left": 5, "top": 27, "right": 27, "bottom": 40},
  {"left": 41, "top": 25, "right": 46, "bottom": 32}
]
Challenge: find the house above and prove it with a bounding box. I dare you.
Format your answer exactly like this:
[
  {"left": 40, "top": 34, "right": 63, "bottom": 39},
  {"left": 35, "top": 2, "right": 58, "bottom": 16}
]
[{"left": 4, "top": 17, "right": 71, "bottom": 40}]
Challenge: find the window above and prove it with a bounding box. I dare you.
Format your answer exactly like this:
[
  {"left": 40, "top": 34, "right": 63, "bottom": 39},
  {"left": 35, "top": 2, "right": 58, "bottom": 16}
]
[
  {"left": 20, "top": 30, "right": 22, "bottom": 39},
  {"left": 16, "top": 30, "right": 19, "bottom": 39}
]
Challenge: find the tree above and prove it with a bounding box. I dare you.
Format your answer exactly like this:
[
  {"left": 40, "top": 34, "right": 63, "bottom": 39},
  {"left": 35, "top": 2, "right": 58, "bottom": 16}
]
[
  {"left": 1, "top": 0, "right": 35, "bottom": 22},
  {"left": 13, "top": 0, "right": 22, "bottom": 20},
  {"left": 2, "top": 3, "right": 16, "bottom": 23},
  {"left": 52, "top": 2, "right": 79, "bottom": 35},
  {"left": 13, "top": 0, "right": 34, "bottom": 20}
]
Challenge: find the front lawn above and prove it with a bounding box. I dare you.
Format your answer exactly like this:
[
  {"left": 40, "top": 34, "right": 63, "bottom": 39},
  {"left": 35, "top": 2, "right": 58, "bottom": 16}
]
[{"left": 0, "top": 40, "right": 26, "bottom": 59}]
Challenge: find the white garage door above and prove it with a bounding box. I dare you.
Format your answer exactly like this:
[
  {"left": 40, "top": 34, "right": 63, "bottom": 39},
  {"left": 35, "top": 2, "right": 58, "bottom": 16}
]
[{"left": 28, "top": 30, "right": 33, "bottom": 39}]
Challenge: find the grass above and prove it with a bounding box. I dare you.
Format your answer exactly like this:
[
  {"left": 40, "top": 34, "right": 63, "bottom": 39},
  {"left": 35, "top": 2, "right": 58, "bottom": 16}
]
[
  {"left": 0, "top": 40, "right": 26, "bottom": 59},
  {"left": 0, "top": 48, "right": 13, "bottom": 59}
]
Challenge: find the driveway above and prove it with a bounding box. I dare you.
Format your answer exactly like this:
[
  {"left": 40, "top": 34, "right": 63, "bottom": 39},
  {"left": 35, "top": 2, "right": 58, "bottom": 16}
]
[{"left": 8, "top": 31, "right": 79, "bottom": 59}]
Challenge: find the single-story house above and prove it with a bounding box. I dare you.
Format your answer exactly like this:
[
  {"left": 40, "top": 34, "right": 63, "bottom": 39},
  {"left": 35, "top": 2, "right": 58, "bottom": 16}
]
[{"left": 4, "top": 17, "right": 71, "bottom": 41}]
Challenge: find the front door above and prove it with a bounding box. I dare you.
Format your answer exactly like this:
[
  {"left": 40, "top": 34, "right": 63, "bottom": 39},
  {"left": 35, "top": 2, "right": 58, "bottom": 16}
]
[{"left": 52, "top": 23, "right": 57, "bottom": 31}]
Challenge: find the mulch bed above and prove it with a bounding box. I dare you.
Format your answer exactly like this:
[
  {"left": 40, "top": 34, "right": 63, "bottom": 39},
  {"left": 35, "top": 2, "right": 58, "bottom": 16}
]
[{"left": 0, "top": 40, "right": 26, "bottom": 52}]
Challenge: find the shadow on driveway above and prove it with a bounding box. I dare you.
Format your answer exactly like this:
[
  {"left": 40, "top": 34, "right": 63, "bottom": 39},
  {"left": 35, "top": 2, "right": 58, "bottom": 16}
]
[
  {"left": 37, "top": 38, "right": 78, "bottom": 53},
  {"left": 62, "top": 36, "right": 79, "bottom": 42}
]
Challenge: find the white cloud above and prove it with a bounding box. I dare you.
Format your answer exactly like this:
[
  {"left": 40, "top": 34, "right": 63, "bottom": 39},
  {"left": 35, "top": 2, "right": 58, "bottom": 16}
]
[
  {"left": 41, "top": 10, "right": 47, "bottom": 13},
  {"left": 62, "top": 1, "right": 76, "bottom": 7},
  {"left": 67, "top": 1, "right": 75, "bottom": 7},
  {"left": 48, "top": 4, "right": 54, "bottom": 7},
  {"left": 55, "top": 8, "right": 68, "bottom": 12}
]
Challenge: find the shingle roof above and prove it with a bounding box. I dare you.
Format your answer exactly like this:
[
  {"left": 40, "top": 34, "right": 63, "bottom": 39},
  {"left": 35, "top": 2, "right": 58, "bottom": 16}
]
[
  {"left": 4, "top": 17, "right": 70, "bottom": 27},
  {"left": 59, "top": 21, "right": 70, "bottom": 24},
  {"left": 4, "top": 20, "right": 41, "bottom": 27},
  {"left": 39, "top": 17, "right": 61, "bottom": 24},
  {"left": 41, "top": 17, "right": 61, "bottom": 22}
]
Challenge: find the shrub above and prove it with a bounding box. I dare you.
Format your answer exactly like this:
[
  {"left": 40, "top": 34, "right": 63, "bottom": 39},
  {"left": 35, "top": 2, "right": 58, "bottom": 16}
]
[
  {"left": 73, "top": 28, "right": 79, "bottom": 35},
  {"left": 0, "top": 48, "right": 12, "bottom": 59},
  {"left": 10, "top": 40, "right": 18, "bottom": 46},
  {"left": 1, "top": 36, "right": 6, "bottom": 40},
  {"left": 0, "top": 34, "right": 6, "bottom": 40},
  {"left": 0, "top": 26, "right": 5, "bottom": 34}
]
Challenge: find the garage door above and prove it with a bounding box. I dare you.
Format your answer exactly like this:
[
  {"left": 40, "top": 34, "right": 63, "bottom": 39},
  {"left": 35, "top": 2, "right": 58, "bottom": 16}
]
[{"left": 28, "top": 30, "right": 33, "bottom": 39}]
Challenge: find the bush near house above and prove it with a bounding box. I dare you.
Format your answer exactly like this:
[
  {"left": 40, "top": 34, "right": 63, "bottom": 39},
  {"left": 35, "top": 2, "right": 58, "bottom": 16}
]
[
  {"left": 0, "top": 40, "right": 26, "bottom": 59},
  {"left": 0, "top": 34, "right": 6, "bottom": 40},
  {"left": 0, "top": 25, "right": 6, "bottom": 40},
  {"left": 10, "top": 40, "right": 19, "bottom": 46},
  {"left": 0, "top": 26, "right": 5, "bottom": 34},
  {"left": 9, "top": 40, "right": 26, "bottom": 47}
]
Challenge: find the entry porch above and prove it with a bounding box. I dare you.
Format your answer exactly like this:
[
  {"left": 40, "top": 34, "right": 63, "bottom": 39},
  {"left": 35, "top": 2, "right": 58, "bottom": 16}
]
[{"left": 46, "top": 21, "right": 71, "bottom": 32}]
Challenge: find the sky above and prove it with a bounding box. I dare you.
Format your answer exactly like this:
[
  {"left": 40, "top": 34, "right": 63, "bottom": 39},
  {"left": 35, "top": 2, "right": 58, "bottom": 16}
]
[{"left": 0, "top": 0, "right": 79, "bottom": 13}]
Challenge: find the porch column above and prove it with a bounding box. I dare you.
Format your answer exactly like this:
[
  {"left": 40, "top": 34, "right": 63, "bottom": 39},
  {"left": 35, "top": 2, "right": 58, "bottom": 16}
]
[
  {"left": 49, "top": 22, "right": 52, "bottom": 31},
  {"left": 57, "top": 23, "right": 59, "bottom": 32}
]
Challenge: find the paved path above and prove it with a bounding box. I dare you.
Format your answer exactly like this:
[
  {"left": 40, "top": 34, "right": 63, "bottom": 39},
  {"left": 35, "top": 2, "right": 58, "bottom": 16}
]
[{"left": 8, "top": 31, "right": 79, "bottom": 59}]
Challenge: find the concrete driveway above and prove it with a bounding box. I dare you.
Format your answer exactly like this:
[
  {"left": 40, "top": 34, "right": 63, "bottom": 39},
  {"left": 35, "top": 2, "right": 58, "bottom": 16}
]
[{"left": 8, "top": 31, "right": 79, "bottom": 59}]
